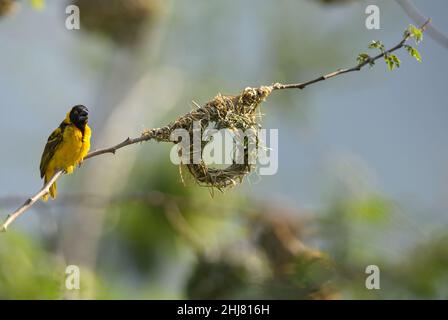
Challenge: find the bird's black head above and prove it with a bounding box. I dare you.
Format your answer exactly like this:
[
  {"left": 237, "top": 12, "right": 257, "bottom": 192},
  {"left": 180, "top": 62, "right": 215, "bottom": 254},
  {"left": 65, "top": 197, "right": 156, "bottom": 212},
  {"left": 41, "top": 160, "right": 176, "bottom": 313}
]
[{"left": 69, "top": 105, "right": 89, "bottom": 130}]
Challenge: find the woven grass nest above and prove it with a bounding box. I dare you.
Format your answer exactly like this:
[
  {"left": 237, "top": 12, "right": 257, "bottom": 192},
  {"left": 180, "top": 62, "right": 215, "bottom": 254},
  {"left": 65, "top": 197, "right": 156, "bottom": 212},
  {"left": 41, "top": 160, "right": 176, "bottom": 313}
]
[
  {"left": 0, "top": 0, "right": 16, "bottom": 17},
  {"left": 71, "top": 0, "right": 162, "bottom": 46},
  {"left": 144, "top": 86, "right": 274, "bottom": 191}
]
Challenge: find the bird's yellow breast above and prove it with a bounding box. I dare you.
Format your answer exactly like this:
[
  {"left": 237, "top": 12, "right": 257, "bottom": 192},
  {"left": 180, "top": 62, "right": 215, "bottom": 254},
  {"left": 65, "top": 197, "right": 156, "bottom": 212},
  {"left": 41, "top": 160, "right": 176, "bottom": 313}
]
[{"left": 50, "top": 124, "right": 91, "bottom": 174}]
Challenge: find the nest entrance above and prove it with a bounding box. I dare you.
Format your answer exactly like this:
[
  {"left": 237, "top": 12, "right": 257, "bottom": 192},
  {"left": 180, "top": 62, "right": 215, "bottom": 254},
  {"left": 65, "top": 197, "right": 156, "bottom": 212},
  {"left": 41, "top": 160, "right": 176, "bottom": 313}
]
[{"left": 144, "top": 86, "right": 273, "bottom": 191}]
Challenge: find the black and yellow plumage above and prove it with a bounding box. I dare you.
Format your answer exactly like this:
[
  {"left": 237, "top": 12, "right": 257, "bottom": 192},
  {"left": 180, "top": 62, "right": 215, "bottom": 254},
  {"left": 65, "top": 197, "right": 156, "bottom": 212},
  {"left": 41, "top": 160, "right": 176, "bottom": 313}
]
[{"left": 40, "top": 105, "right": 91, "bottom": 201}]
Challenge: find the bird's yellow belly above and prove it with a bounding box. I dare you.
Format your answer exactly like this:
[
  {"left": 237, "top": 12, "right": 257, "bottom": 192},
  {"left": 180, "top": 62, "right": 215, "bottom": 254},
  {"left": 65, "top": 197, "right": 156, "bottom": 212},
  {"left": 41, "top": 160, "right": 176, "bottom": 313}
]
[{"left": 49, "top": 126, "right": 88, "bottom": 174}]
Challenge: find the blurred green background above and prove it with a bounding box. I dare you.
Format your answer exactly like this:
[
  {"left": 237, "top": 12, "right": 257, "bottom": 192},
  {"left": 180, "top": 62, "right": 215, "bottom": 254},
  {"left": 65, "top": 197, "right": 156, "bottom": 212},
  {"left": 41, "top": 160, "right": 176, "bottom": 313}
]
[{"left": 0, "top": 0, "right": 447, "bottom": 299}]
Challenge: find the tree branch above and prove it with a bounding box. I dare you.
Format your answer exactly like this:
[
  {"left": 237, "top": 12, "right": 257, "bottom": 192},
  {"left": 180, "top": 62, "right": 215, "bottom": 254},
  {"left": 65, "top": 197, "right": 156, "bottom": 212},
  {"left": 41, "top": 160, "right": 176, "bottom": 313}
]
[
  {"left": 0, "top": 133, "right": 159, "bottom": 232},
  {"left": 396, "top": 0, "right": 448, "bottom": 49},
  {"left": 0, "top": 170, "right": 63, "bottom": 232},
  {"left": 272, "top": 19, "right": 431, "bottom": 91},
  {"left": 84, "top": 134, "right": 155, "bottom": 160},
  {"left": 0, "top": 20, "right": 430, "bottom": 232}
]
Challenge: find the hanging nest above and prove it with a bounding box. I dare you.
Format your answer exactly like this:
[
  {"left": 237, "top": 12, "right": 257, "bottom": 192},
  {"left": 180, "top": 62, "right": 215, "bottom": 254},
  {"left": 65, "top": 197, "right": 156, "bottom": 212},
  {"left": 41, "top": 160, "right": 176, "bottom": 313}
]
[
  {"left": 0, "top": 0, "right": 17, "bottom": 17},
  {"left": 70, "top": 0, "right": 163, "bottom": 46},
  {"left": 143, "top": 86, "right": 274, "bottom": 191}
]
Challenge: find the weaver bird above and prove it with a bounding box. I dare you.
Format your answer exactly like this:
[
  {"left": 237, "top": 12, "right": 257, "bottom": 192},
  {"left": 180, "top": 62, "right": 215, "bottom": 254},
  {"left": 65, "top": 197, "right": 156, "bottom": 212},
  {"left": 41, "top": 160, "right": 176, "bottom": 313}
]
[{"left": 40, "top": 105, "right": 91, "bottom": 201}]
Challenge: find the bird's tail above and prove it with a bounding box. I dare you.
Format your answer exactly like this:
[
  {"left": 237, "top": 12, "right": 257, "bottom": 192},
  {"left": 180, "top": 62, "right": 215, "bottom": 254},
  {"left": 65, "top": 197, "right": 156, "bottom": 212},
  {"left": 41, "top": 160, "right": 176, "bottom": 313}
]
[{"left": 42, "top": 173, "right": 57, "bottom": 201}]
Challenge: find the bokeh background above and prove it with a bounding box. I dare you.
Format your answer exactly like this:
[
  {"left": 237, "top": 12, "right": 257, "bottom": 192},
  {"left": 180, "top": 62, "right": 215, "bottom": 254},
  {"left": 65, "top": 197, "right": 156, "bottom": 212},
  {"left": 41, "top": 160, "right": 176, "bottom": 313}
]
[{"left": 0, "top": 0, "right": 447, "bottom": 299}]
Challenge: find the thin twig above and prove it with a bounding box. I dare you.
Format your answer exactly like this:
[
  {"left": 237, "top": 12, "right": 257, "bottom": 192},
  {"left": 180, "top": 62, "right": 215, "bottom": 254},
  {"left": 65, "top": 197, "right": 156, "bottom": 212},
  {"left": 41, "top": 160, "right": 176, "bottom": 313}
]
[
  {"left": 273, "top": 19, "right": 431, "bottom": 91},
  {"left": 0, "top": 170, "right": 63, "bottom": 232},
  {"left": 84, "top": 134, "right": 155, "bottom": 160},
  {"left": 396, "top": 0, "right": 448, "bottom": 49},
  {"left": 0, "top": 20, "right": 430, "bottom": 232},
  {"left": 0, "top": 134, "right": 157, "bottom": 232}
]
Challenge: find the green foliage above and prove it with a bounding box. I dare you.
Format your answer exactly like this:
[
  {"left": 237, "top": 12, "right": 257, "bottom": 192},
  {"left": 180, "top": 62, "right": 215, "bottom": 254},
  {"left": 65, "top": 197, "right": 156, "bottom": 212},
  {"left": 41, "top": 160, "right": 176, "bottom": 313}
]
[
  {"left": 405, "top": 45, "right": 422, "bottom": 62},
  {"left": 384, "top": 54, "right": 401, "bottom": 71},
  {"left": 358, "top": 24, "right": 424, "bottom": 72},
  {"left": 356, "top": 53, "right": 371, "bottom": 66},
  {"left": 348, "top": 195, "right": 392, "bottom": 224},
  {"left": 407, "top": 24, "right": 423, "bottom": 43},
  {"left": 368, "top": 40, "right": 385, "bottom": 52},
  {"left": 187, "top": 258, "right": 249, "bottom": 299},
  {"left": 0, "top": 232, "right": 62, "bottom": 299}
]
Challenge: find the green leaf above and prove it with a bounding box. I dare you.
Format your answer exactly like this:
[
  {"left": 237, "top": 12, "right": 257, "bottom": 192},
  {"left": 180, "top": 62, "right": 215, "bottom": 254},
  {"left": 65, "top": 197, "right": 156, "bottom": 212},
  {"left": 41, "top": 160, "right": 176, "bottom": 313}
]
[
  {"left": 383, "top": 53, "right": 401, "bottom": 71},
  {"left": 368, "top": 40, "right": 385, "bottom": 52},
  {"left": 405, "top": 45, "right": 422, "bottom": 62},
  {"left": 408, "top": 24, "right": 423, "bottom": 43},
  {"left": 357, "top": 53, "right": 371, "bottom": 65},
  {"left": 384, "top": 55, "right": 394, "bottom": 71},
  {"left": 390, "top": 54, "right": 401, "bottom": 68},
  {"left": 386, "top": 59, "right": 394, "bottom": 70}
]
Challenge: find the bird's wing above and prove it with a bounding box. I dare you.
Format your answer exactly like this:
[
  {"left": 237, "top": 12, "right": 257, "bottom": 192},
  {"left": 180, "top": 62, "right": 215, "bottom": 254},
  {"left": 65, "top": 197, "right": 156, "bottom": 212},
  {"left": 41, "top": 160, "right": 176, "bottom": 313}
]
[{"left": 39, "top": 123, "right": 66, "bottom": 178}]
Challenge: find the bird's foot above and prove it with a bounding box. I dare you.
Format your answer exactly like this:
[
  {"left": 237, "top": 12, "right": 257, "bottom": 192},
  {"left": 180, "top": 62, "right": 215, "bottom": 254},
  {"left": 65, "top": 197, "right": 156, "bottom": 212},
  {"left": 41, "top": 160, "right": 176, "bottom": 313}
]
[{"left": 65, "top": 166, "right": 74, "bottom": 174}]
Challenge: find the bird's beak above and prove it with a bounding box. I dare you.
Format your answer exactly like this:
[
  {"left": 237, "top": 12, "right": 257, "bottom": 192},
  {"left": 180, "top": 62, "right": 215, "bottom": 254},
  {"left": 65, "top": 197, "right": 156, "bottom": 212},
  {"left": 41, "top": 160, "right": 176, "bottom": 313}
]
[{"left": 78, "top": 110, "right": 89, "bottom": 123}]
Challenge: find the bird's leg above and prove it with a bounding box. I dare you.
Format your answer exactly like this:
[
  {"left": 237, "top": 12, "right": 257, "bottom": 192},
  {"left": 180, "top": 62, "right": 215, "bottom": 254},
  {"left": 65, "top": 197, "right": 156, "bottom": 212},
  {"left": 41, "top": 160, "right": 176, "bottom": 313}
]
[{"left": 65, "top": 165, "right": 74, "bottom": 174}]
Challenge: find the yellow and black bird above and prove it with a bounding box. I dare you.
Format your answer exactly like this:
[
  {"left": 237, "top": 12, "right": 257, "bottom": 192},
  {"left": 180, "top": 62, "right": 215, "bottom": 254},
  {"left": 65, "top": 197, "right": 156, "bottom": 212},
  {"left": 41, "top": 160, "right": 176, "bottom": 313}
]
[{"left": 39, "top": 105, "right": 91, "bottom": 201}]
